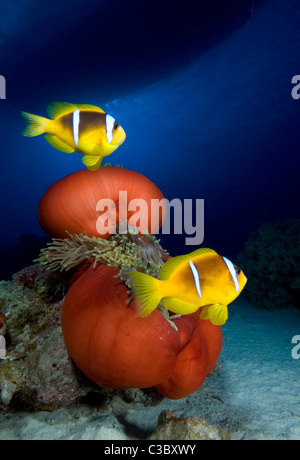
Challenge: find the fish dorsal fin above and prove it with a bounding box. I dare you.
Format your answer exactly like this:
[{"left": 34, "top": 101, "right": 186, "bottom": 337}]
[
  {"left": 47, "top": 102, "right": 78, "bottom": 119},
  {"left": 47, "top": 102, "right": 105, "bottom": 119},
  {"left": 159, "top": 247, "right": 218, "bottom": 281},
  {"left": 76, "top": 104, "right": 106, "bottom": 113}
]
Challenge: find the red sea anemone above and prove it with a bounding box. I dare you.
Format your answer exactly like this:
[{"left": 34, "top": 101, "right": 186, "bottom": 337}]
[
  {"left": 38, "top": 166, "right": 166, "bottom": 239},
  {"left": 61, "top": 263, "right": 222, "bottom": 399},
  {"left": 40, "top": 165, "right": 222, "bottom": 399},
  {"left": 156, "top": 318, "right": 222, "bottom": 399}
]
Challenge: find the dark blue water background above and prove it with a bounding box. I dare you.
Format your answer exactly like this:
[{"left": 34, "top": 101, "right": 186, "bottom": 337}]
[{"left": 0, "top": 0, "right": 299, "bottom": 279}]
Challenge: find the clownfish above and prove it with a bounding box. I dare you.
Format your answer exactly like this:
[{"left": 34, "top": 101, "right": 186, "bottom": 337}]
[
  {"left": 21, "top": 102, "right": 126, "bottom": 170},
  {"left": 127, "top": 248, "right": 247, "bottom": 326}
]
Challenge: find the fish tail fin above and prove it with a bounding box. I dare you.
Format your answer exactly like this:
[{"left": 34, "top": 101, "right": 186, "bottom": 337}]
[
  {"left": 21, "top": 111, "right": 47, "bottom": 137},
  {"left": 127, "top": 271, "right": 162, "bottom": 317}
]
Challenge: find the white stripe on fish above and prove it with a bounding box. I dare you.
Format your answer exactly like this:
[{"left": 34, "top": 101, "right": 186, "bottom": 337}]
[
  {"left": 72, "top": 109, "right": 80, "bottom": 147},
  {"left": 189, "top": 260, "right": 202, "bottom": 299},
  {"left": 106, "top": 114, "right": 115, "bottom": 144},
  {"left": 223, "top": 257, "right": 239, "bottom": 292}
]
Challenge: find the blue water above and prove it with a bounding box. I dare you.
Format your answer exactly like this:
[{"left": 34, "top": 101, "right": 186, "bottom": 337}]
[{"left": 0, "top": 0, "right": 299, "bottom": 278}]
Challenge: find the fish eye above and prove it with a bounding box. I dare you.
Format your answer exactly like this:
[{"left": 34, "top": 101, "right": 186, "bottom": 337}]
[
  {"left": 113, "top": 122, "right": 119, "bottom": 130},
  {"left": 234, "top": 265, "right": 241, "bottom": 275}
]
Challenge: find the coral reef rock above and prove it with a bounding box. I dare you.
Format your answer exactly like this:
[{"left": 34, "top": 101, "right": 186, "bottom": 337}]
[
  {"left": 0, "top": 265, "right": 97, "bottom": 410},
  {"left": 0, "top": 264, "right": 165, "bottom": 412},
  {"left": 149, "top": 411, "right": 230, "bottom": 440},
  {"left": 237, "top": 219, "right": 300, "bottom": 309}
]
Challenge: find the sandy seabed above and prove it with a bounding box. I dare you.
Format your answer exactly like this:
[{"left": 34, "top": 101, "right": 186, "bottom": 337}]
[{"left": 0, "top": 300, "right": 299, "bottom": 440}]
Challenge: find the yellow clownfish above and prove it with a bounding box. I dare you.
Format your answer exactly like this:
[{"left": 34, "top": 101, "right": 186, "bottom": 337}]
[
  {"left": 21, "top": 102, "right": 126, "bottom": 170},
  {"left": 127, "top": 248, "right": 247, "bottom": 326}
]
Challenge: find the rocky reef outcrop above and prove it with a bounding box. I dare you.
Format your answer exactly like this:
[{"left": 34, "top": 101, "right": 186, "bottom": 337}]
[
  {"left": 0, "top": 264, "right": 96, "bottom": 410},
  {"left": 237, "top": 219, "right": 300, "bottom": 309},
  {"left": 0, "top": 263, "right": 165, "bottom": 412}
]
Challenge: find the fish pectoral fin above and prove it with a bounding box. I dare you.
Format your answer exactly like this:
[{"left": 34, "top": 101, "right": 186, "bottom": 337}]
[
  {"left": 199, "top": 304, "right": 228, "bottom": 326},
  {"left": 127, "top": 271, "right": 161, "bottom": 317},
  {"left": 44, "top": 134, "right": 75, "bottom": 153},
  {"left": 82, "top": 155, "right": 103, "bottom": 171},
  {"left": 162, "top": 296, "right": 198, "bottom": 315}
]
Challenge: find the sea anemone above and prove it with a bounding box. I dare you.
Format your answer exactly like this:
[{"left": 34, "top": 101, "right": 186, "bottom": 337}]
[
  {"left": 36, "top": 165, "right": 222, "bottom": 400},
  {"left": 36, "top": 231, "right": 168, "bottom": 274},
  {"left": 38, "top": 166, "right": 166, "bottom": 239},
  {"left": 35, "top": 230, "right": 170, "bottom": 308},
  {"left": 61, "top": 262, "right": 222, "bottom": 398},
  {"left": 36, "top": 229, "right": 222, "bottom": 399}
]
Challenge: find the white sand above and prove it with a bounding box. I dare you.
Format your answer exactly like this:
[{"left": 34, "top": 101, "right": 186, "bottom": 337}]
[
  {"left": 208, "top": 300, "right": 300, "bottom": 439},
  {"left": 0, "top": 300, "right": 299, "bottom": 440}
]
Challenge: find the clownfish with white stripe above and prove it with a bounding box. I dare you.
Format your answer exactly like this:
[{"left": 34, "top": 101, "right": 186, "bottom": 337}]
[
  {"left": 21, "top": 102, "right": 126, "bottom": 170},
  {"left": 127, "top": 248, "right": 247, "bottom": 326}
]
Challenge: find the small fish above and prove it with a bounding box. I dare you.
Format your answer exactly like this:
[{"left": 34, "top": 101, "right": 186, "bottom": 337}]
[
  {"left": 127, "top": 248, "right": 247, "bottom": 325},
  {"left": 21, "top": 102, "right": 126, "bottom": 170}
]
